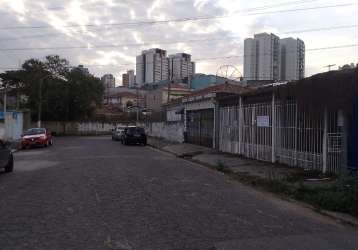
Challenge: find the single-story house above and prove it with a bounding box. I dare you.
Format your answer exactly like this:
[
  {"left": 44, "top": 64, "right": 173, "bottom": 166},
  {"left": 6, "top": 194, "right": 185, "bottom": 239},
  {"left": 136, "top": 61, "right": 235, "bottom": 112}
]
[
  {"left": 145, "top": 83, "right": 192, "bottom": 112},
  {"left": 105, "top": 92, "right": 141, "bottom": 111},
  {"left": 181, "top": 83, "right": 251, "bottom": 148},
  {"left": 217, "top": 68, "right": 358, "bottom": 174}
]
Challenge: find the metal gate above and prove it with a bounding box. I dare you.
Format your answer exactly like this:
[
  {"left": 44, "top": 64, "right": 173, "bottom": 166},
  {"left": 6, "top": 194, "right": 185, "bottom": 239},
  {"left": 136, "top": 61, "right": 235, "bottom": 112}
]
[
  {"left": 242, "top": 103, "right": 273, "bottom": 162},
  {"left": 348, "top": 97, "right": 358, "bottom": 169},
  {"left": 219, "top": 100, "right": 344, "bottom": 173},
  {"left": 186, "top": 109, "right": 214, "bottom": 147}
]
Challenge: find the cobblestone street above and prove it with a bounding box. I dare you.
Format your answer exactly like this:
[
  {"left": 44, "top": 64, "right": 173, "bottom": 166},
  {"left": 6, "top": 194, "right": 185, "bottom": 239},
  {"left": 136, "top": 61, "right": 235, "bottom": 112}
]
[{"left": 0, "top": 136, "right": 357, "bottom": 250}]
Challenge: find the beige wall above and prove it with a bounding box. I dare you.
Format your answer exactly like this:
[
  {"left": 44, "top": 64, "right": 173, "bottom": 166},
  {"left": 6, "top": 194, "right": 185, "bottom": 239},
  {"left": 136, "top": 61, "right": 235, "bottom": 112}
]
[
  {"left": 146, "top": 88, "right": 190, "bottom": 112},
  {"left": 145, "top": 89, "right": 163, "bottom": 112}
]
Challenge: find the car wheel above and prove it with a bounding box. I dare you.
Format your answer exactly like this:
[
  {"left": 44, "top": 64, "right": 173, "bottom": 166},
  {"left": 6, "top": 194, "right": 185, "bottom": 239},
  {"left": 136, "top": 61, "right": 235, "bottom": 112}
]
[
  {"left": 44, "top": 141, "right": 49, "bottom": 147},
  {"left": 5, "top": 155, "right": 14, "bottom": 173}
]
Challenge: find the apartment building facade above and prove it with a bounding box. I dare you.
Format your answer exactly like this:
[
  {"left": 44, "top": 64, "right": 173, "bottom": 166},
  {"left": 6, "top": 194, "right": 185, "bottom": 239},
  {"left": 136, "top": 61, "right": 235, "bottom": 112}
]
[
  {"left": 122, "top": 70, "right": 136, "bottom": 88},
  {"left": 168, "top": 53, "right": 195, "bottom": 82},
  {"left": 101, "top": 74, "right": 115, "bottom": 89},
  {"left": 136, "top": 48, "right": 169, "bottom": 86},
  {"left": 280, "top": 38, "right": 305, "bottom": 81},
  {"left": 244, "top": 33, "right": 305, "bottom": 82}
]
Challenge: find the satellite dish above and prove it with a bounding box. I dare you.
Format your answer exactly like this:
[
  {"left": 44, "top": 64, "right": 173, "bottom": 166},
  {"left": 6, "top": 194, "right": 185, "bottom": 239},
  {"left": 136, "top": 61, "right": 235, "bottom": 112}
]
[{"left": 216, "top": 65, "right": 242, "bottom": 83}]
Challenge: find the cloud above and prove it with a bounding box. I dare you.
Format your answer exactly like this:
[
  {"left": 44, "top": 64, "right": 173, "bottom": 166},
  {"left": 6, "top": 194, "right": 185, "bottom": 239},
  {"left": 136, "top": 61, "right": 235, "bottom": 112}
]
[{"left": 0, "top": 0, "right": 357, "bottom": 81}]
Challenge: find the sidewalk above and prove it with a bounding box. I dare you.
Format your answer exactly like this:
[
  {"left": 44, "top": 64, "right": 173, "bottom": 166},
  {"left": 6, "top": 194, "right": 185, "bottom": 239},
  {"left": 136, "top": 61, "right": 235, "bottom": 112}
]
[
  {"left": 147, "top": 137, "right": 358, "bottom": 226},
  {"left": 148, "top": 136, "right": 302, "bottom": 181}
]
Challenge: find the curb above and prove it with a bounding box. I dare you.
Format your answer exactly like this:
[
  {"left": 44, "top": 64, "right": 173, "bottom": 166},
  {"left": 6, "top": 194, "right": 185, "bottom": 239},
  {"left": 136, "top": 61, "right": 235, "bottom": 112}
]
[
  {"left": 320, "top": 210, "right": 358, "bottom": 227},
  {"left": 148, "top": 141, "right": 358, "bottom": 227}
]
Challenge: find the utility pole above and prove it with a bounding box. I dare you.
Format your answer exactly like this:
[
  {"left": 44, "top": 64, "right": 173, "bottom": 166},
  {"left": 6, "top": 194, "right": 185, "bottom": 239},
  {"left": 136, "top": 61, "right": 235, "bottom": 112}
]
[
  {"left": 167, "top": 80, "right": 173, "bottom": 103},
  {"left": 136, "top": 84, "right": 139, "bottom": 124},
  {"left": 3, "top": 85, "right": 7, "bottom": 140},
  {"left": 324, "top": 64, "right": 336, "bottom": 72},
  {"left": 37, "top": 77, "right": 43, "bottom": 128},
  {"left": 167, "top": 65, "right": 174, "bottom": 104}
]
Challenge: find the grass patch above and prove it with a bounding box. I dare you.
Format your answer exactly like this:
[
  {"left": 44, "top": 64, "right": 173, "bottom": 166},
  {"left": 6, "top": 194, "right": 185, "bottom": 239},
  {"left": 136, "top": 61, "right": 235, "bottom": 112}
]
[
  {"left": 253, "top": 174, "right": 358, "bottom": 217},
  {"left": 292, "top": 178, "right": 358, "bottom": 216},
  {"left": 215, "top": 160, "right": 229, "bottom": 173},
  {"left": 209, "top": 156, "right": 358, "bottom": 217}
]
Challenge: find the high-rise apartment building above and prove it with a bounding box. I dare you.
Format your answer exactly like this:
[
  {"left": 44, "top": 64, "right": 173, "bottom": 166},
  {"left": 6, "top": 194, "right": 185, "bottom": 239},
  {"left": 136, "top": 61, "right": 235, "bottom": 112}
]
[
  {"left": 127, "top": 70, "right": 136, "bottom": 88},
  {"left": 136, "top": 48, "right": 169, "bottom": 86},
  {"left": 244, "top": 33, "right": 281, "bottom": 81},
  {"left": 122, "top": 70, "right": 136, "bottom": 88},
  {"left": 168, "top": 53, "right": 195, "bottom": 82},
  {"left": 280, "top": 38, "right": 305, "bottom": 81},
  {"left": 244, "top": 33, "right": 305, "bottom": 82},
  {"left": 101, "top": 74, "right": 115, "bottom": 89},
  {"left": 122, "top": 73, "right": 129, "bottom": 87}
]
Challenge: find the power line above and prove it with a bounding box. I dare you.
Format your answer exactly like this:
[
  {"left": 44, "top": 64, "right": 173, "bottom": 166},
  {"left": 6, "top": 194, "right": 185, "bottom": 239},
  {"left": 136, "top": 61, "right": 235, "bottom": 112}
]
[
  {"left": 1, "top": 42, "right": 357, "bottom": 70},
  {"left": 282, "top": 24, "right": 358, "bottom": 34},
  {"left": 2, "top": 31, "right": 358, "bottom": 52},
  {"left": 0, "top": 2, "right": 353, "bottom": 30},
  {"left": 0, "top": 37, "right": 241, "bottom": 51},
  {"left": 1, "top": 23, "right": 358, "bottom": 44}
]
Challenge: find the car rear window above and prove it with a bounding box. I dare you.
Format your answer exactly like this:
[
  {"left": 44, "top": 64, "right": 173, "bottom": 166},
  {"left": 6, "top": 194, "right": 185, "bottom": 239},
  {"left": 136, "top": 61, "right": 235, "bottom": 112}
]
[{"left": 127, "top": 127, "right": 145, "bottom": 134}]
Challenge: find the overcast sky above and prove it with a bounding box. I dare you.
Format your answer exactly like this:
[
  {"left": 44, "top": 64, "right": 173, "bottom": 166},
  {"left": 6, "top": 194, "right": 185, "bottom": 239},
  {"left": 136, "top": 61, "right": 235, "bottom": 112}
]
[{"left": 0, "top": 0, "right": 357, "bottom": 85}]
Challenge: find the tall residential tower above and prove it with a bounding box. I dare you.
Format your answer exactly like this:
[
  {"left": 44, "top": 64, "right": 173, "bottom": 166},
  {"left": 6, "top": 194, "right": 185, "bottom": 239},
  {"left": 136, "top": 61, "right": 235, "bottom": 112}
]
[
  {"left": 280, "top": 38, "right": 305, "bottom": 81},
  {"left": 136, "top": 48, "right": 169, "bottom": 86},
  {"left": 244, "top": 33, "right": 305, "bottom": 82},
  {"left": 168, "top": 53, "right": 195, "bottom": 82}
]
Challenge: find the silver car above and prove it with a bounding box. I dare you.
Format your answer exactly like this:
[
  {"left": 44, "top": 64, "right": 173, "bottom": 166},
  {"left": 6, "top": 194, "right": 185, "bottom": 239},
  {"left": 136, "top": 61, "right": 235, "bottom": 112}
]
[{"left": 111, "top": 127, "right": 125, "bottom": 141}]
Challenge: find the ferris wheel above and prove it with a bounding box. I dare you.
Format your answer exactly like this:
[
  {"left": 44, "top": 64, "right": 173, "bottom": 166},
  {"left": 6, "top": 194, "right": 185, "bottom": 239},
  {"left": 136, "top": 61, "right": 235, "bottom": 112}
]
[{"left": 216, "top": 65, "right": 243, "bottom": 82}]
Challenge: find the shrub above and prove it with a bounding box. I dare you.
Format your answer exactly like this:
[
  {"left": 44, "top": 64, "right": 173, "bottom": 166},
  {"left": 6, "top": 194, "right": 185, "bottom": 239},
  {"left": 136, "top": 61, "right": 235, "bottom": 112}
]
[{"left": 216, "top": 160, "right": 227, "bottom": 172}]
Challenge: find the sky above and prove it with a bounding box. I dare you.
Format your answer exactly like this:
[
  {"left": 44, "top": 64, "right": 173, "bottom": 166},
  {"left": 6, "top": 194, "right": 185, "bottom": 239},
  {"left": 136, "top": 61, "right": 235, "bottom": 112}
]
[{"left": 0, "top": 0, "right": 357, "bottom": 85}]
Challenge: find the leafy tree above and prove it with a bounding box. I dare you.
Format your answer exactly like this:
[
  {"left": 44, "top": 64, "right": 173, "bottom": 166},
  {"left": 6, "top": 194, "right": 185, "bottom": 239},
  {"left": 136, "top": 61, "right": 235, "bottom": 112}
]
[{"left": 0, "top": 55, "right": 104, "bottom": 121}]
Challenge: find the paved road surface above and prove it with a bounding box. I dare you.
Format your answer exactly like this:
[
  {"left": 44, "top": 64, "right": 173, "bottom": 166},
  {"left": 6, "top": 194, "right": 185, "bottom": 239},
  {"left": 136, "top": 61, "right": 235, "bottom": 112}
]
[{"left": 0, "top": 136, "right": 357, "bottom": 250}]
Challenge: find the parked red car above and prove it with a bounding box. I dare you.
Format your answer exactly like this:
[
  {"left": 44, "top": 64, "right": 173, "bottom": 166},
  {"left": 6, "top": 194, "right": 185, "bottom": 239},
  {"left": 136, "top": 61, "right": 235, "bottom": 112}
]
[{"left": 21, "top": 128, "right": 53, "bottom": 149}]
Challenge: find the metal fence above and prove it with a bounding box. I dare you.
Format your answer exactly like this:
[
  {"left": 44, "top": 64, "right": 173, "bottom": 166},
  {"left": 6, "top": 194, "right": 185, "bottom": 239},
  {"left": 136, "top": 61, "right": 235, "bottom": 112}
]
[{"left": 219, "top": 98, "right": 343, "bottom": 174}]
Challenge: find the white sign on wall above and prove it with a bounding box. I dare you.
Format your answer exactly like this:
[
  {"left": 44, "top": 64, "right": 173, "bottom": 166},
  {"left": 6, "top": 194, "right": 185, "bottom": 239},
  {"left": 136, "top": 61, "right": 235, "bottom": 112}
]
[{"left": 257, "top": 116, "right": 270, "bottom": 127}]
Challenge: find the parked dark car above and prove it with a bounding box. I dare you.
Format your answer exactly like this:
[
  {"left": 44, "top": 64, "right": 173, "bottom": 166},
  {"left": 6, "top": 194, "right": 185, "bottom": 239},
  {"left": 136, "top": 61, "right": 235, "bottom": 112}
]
[
  {"left": 21, "top": 128, "right": 53, "bottom": 149},
  {"left": 121, "top": 127, "right": 147, "bottom": 146},
  {"left": 112, "top": 127, "right": 125, "bottom": 141},
  {"left": 0, "top": 140, "right": 14, "bottom": 173}
]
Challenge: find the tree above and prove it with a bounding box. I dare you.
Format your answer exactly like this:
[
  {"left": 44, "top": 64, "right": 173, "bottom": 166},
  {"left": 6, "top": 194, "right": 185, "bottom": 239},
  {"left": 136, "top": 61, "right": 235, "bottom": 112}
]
[
  {"left": 0, "top": 55, "right": 104, "bottom": 121},
  {"left": 0, "top": 69, "right": 25, "bottom": 109}
]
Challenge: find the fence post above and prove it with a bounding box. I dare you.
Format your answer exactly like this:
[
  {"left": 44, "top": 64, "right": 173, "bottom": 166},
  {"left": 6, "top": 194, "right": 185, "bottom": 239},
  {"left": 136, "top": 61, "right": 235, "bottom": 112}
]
[
  {"left": 272, "top": 93, "right": 276, "bottom": 163},
  {"left": 322, "top": 107, "right": 328, "bottom": 173},
  {"left": 238, "top": 96, "right": 242, "bottom": 155},
  {"left": 294, "top": 103, "right": 298, "bottom": 166}
]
